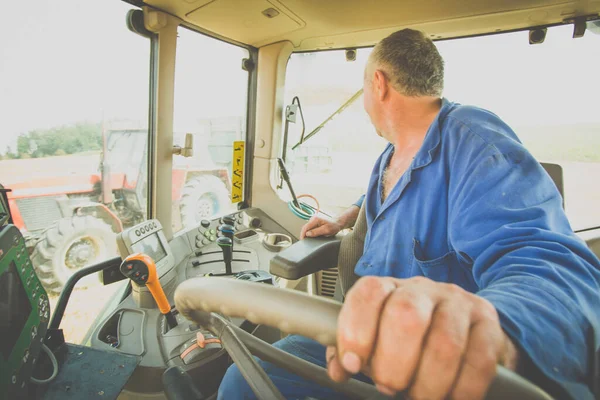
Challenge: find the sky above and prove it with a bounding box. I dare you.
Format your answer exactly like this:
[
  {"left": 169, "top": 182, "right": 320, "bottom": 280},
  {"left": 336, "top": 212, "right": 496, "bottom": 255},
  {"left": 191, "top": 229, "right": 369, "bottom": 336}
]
[
  {"left": 1, "top": 1, "right": 599, "bottom": 153},
  {"left": 0, "top": 1, "right": 151, "bottom": 151},
  {"left": 0, "top": 0, "right": 248, "bottom": 153}
]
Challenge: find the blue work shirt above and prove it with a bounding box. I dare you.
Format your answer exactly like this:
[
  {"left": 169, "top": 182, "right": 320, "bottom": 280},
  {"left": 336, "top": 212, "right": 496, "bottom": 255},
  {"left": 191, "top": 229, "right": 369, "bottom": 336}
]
[{"left": 354, "top": 99, "right": 600, "bottom": 399}]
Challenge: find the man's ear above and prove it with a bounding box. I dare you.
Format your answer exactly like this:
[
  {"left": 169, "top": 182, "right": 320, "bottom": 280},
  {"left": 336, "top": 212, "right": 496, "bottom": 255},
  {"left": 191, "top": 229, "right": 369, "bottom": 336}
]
[{"left": 373, "top": 70, "right": 389, "bottom": 101}]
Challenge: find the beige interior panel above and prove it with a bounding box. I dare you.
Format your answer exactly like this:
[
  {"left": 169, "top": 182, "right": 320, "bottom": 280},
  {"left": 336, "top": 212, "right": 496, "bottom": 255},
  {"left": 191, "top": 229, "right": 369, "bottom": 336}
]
[
  {"left": 148, "top": 0, "right": 199, "bottom": 18},
  {"left": 295, "top": 1, "right": 597, "bottom": 50},
  {"left": 143, "top": 9, "right": 181, "bottom": 241},
  {"left": 249, "top": 40, "right": 306, "bottom": 239},
  {"left": 144, "top": 0, "right": 600, "bottom": 50},
  {"left": 272, "top": 0, "right": 573, "bottom": 48},
  {"left": 253, "top": 41, "right": 293, "bottom": 160},
  {"left": 182, "top": 0, "right": 213, "bottom": 5},
  {"left": 186, "top": 0, "right": 305, "bottom": 44}
]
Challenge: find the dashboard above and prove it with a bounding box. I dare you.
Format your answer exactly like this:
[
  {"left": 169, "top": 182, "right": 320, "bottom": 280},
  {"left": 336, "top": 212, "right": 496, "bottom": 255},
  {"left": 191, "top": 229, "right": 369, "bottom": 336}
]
[{"left": 88, "top": 207, "right": 295, "bottom": 396}]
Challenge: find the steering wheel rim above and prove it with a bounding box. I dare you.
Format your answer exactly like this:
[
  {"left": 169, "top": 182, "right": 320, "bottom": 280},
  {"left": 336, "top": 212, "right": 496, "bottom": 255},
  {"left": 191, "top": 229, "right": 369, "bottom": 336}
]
[{"left": 174, "top": 277, "right": 554, "bottom": 400}]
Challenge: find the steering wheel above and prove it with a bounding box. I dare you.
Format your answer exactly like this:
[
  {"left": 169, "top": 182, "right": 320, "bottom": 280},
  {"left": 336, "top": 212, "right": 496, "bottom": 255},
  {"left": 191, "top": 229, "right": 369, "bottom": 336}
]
[{"left": 174, "top": 277, "right": 554, "bottom": 400}]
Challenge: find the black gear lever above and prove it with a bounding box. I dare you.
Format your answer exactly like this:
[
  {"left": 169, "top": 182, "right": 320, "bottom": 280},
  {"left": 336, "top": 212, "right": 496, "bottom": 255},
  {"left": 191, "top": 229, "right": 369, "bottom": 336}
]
[{"left": 217, "top": 236, "right": 233, "bottom": 275}]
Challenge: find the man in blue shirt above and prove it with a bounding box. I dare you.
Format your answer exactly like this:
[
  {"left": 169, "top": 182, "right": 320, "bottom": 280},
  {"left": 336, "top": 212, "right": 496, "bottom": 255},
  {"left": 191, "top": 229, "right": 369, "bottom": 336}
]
[{"left": 219, "top": 29, "right": 600, "bottom": 399}]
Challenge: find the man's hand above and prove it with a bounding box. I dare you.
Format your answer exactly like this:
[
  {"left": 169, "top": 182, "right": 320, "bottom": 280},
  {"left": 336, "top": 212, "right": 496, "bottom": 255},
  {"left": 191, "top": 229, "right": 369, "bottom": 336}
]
[
  {"left": 300, "top": 215, "right": 344, "bottom": 239},
  {"left": 300, "top": 205, "right": 360, "bottom": 239},
  {"left": 327, "top": 276, "right": 520, "bottom": 400}
]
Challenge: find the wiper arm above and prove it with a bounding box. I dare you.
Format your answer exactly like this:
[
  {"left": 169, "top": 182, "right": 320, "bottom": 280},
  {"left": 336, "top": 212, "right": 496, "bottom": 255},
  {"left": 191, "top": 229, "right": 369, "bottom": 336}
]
[{"left": 291, "top": 88, "right": 363, "bottom": 150}]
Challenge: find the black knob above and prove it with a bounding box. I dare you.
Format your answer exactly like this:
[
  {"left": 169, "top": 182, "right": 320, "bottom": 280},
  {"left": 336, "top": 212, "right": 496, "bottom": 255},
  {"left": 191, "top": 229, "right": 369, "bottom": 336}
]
[
  {"left": 201, "top": 220, "right": 211, "bottom": 228},
  {"left": 221, "top": 215, "right": 235, "bottom": 226}
]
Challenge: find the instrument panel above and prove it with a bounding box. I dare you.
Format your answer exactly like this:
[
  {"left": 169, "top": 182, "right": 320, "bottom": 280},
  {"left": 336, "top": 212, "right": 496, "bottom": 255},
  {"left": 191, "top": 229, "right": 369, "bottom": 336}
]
[
  {"left": 116, "top": 219, "right": 174, "bottom": 278},
  {"left": 88, "top": 207, "right": 295, "bottom": 395}
]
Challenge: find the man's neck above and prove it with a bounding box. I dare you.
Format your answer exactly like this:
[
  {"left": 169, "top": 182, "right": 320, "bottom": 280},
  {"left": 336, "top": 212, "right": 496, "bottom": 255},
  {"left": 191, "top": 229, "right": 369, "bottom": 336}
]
[{"left": 382, "top": 96, "right": 442, "bottom": 153}]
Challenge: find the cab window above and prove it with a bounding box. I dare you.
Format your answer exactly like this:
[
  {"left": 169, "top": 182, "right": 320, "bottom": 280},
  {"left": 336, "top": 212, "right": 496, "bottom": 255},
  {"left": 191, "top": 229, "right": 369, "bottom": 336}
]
[
  {"left": 0, "top": 0, "right": 151, "bottom": 343},
  {"left": 171, "top": 27, "right": 249, "bottom": 234},
  {"left": 283, "top": 24, "right": 600, "bottom": 232}
]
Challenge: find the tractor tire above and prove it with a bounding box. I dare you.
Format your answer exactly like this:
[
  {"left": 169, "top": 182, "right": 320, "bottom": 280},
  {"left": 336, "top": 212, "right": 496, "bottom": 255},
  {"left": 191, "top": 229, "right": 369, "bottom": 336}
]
[
  {"left": 30, "top": 215, "right": 118, "bottom": 294},
  {"left": 179, "top": 175, "right": 230, "bottom": 229}
]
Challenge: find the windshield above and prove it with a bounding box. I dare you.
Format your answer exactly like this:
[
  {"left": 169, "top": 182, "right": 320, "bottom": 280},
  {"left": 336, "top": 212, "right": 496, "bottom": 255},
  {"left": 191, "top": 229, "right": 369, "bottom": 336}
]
[
  {"left": 283, "top": 23, "right": 600, "bottom": 232},
  {"left": 0, "top": 0, "right": 151, "bottom": 344}
]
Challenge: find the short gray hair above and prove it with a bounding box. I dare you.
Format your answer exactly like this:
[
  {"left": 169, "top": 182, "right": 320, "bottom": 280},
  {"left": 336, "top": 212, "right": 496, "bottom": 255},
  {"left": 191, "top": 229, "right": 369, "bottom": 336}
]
[{"left": 370, "top": 29, "right": 444, "bottom": 97}]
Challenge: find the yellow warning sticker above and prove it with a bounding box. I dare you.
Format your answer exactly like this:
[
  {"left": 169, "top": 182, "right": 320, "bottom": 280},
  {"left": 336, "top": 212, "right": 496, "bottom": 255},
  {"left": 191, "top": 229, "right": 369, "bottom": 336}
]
[{"left": 231, "top": 141, "right": 245, "bottom": 204}]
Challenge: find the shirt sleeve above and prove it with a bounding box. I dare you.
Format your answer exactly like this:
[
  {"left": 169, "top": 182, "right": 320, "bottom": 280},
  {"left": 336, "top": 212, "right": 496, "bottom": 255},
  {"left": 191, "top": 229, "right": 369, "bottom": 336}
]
[
  {"left": 353, "top": 194, "right": 365, "bottom": 209},
  {"left": 447, "top": 126, "right": 600, "bottom": 399}
]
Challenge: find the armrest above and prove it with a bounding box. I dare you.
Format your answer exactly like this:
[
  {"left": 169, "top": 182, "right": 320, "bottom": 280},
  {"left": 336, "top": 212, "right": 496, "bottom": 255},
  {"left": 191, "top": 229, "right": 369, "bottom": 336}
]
[{"left": 269, "top": 237, "right": 341, "bottom": 280}]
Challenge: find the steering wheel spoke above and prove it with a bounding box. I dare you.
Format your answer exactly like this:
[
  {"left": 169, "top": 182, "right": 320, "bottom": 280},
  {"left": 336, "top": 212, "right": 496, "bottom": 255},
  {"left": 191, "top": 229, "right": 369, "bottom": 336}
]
[{"left": 197, "top": 311, "right": 285, "bottom": 400}]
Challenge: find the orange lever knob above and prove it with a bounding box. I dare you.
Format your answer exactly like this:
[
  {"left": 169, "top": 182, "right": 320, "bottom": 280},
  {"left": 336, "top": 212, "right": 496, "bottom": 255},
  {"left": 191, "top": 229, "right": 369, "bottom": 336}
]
[{"left": 120, "top": 253, "right": 171, "bottom": 314}]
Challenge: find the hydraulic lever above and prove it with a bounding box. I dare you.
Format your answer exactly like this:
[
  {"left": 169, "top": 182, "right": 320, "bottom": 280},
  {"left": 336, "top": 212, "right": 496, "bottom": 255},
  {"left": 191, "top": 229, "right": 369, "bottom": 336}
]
[
  {"left": 221, "top": 215, "right": 236, "bottom": 226},
  {"left": 219, "top": 223, "right": 235, "bottom": 251},
  {"left": 120, "top": 253, "right": 178, "bottom": 329},
  {"left": 217, "top": 236, "right": 233, "bottom": 275}
]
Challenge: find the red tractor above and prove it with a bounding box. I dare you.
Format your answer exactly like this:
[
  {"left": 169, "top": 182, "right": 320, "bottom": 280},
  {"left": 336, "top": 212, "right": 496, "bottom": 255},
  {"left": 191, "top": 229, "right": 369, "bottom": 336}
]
[{"left": 2, "top": 124, "right": 235, "bottom": 293}]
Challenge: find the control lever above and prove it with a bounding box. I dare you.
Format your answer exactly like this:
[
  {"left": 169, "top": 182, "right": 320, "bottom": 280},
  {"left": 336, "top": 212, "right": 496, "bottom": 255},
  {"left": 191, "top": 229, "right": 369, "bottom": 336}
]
[
  {"left": 221, "top": 215, "right": 236, "bottom": 226},
  {"left": 217, "top": 236, "right": 233, "bottom": 275},
  {"left": 120, "top": 253, "right": 178, "bottom": 329},
  {"left": 219, "top": 223, "right": 235, "bottom": 251}
]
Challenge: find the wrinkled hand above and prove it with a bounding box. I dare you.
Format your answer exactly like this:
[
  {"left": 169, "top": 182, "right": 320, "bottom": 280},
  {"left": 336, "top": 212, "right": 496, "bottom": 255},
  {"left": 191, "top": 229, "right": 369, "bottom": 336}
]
[
  {"left": 300, "top": 215, "right": 343, "bottom": 239},
  {"left": 327, "top": 276, "right": 519, "bottom": 400}
]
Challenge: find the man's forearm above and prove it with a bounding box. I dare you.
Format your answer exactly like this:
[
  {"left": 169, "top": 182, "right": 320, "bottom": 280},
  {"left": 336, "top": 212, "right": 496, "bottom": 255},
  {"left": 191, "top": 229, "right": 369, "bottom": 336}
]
[{"left": 336, "top": 204, "right": 360, "bottom": 230}]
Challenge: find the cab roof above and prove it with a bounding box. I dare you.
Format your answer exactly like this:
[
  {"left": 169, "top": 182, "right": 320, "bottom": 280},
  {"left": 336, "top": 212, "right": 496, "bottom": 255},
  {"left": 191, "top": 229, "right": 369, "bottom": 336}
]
[{"left": 135, "top": 0, "right": 599, "bottom": 49}]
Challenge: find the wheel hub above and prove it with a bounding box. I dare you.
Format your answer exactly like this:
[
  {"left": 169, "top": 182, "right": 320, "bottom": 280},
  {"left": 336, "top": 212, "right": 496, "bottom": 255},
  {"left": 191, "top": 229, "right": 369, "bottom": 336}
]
[
  {"left": 65, "top": 237, "right": 99, "bottom": 270},
  {"left": 196, "top": 194, "right": 217, "bottom": 220}
]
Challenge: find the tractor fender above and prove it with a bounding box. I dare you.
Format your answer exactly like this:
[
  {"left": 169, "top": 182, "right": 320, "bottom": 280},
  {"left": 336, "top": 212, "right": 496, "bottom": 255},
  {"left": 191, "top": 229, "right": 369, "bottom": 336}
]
[{"left": 73, "top": 203, "right": 123, "bottom": 234}]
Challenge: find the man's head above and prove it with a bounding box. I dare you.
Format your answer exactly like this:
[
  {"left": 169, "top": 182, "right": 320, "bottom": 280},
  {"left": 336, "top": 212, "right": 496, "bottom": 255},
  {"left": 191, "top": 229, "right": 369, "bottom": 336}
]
[{"left": 363, "top": 29, "right": 444, "bottom": 136}]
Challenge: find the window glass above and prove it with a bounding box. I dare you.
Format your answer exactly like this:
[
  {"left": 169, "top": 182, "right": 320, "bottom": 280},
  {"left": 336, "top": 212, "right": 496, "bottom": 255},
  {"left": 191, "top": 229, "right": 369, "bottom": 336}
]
[
  {"left": 283, "top": 24, "right": 600, "bottom": 231},
  {"left": 172, "top": 27, "right": 249, "bottom": 233},
  {"left": 436, "top": 24, "right": 600, "bottom": 231},
  {"left": 283, "top": 49, "right": 385, "bottom": 217},
  {"left": 0, "top": 0, "right": 151, "bottom": 343}
]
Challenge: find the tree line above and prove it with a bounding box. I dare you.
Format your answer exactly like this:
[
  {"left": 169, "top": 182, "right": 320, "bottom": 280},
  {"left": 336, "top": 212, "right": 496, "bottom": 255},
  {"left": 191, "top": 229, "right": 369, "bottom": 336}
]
[{"left": 2, "top": 122, "right": 102, "bottom": 160}]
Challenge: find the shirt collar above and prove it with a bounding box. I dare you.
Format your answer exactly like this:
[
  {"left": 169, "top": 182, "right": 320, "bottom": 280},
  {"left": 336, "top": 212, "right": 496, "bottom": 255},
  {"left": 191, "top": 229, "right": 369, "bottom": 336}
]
[{"left": 411, "top": 98, "right": 455, "bottom": 170}]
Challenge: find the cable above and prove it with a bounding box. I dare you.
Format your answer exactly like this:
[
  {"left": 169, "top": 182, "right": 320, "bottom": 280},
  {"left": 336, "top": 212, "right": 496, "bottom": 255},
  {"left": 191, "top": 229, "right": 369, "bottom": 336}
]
[
  {"left": 292, "top": 96, "right": 306, "bottom": 144},
  {"left": 288, "top": 202, "right": 313, "bottom": 220},
  {"left": 276, "top": 155, "right": 320, "bottom": 221},
  {"left": 288, "top": 194, "right": 320, "bottom": 221},
  {"left": 30, "top": 343, "right": 59, "bottom": 385},
  {"left": 279, "top": 96, "right": 305, "bottom": 189}
]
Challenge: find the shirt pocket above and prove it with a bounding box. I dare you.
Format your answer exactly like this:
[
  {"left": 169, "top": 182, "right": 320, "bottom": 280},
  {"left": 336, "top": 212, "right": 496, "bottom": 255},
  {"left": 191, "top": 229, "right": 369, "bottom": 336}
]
[{"left": 412, "top": 239, "right": 478, "bottom": 292}]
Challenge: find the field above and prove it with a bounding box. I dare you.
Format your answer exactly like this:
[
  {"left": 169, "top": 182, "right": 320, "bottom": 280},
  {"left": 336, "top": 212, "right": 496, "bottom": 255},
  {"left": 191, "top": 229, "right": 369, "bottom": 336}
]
[
  {"left": 0, "top": 153, "right": 101, "bottom": 184},
  {"left": 47, "top": 283, "right": 124, "bottom": 344}
]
